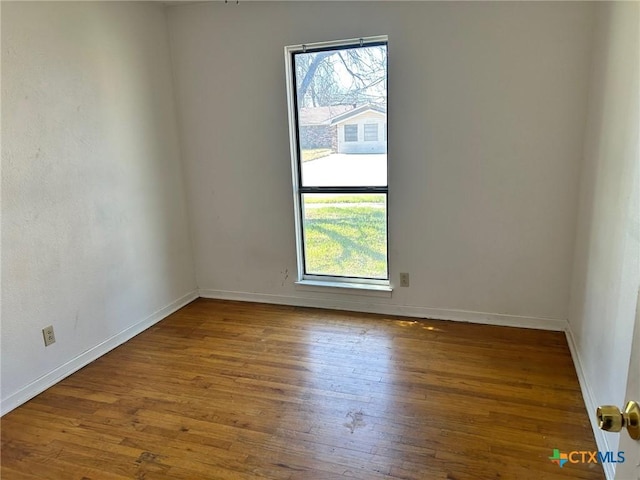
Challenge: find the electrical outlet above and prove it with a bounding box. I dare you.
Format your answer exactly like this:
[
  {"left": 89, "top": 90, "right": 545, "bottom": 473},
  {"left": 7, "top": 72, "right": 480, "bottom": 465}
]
[
  {"left": 400, "top": 272, "right": 410, "bottom": 287},
  {"left": 42, "top": 325, "right": 56, "bottom": 346}
]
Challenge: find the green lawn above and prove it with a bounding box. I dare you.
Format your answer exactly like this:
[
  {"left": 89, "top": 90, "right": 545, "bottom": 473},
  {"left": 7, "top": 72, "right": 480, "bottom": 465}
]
[
  {"left": 304, "top": 194, "right": 386, "bottom": 205},
  {"left": 303, "top": 202, "right": 387, "bottom": 279}
]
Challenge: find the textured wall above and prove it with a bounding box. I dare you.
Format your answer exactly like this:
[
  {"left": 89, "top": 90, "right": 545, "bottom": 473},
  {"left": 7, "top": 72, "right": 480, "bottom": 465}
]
[
  {"left": 568, "top": 2, "right": 639, "bottom": 470},
  {"left": 1, "top": 2, "right": 196, "bottom": 411},
  {"left": 168, "top": 1, "right": 594, "bottom": 325}
]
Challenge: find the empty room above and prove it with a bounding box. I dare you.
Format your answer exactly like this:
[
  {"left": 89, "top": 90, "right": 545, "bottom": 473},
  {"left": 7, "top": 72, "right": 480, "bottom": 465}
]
[{"left": 1, "top": 1, "right": 638, "bottom": 479}]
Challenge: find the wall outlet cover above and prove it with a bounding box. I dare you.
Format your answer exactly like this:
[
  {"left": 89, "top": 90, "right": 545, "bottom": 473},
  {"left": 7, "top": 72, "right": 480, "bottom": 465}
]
[{"left": 42, "top": 326, "right": 56, "bottom": 346}]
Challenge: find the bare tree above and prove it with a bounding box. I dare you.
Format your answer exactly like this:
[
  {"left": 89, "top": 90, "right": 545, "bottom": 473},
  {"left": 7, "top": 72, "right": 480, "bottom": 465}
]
[{"left": 295, "top": 45, "right": 387, "bottom": 108}]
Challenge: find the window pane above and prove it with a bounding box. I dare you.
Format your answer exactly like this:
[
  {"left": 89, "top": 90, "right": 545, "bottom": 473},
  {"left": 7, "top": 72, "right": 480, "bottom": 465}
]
[
  {"left": 364, "top": 123, "right": 378, "bottom": 141},
  {"left": 294, "top": 44, "right": 387, "bottom": 187},
  {"left": 302, "top": 193, "right": 387, "bottom": 279},
  {"left": 344, "top": 124, "right": 358, "bottom": 142}
]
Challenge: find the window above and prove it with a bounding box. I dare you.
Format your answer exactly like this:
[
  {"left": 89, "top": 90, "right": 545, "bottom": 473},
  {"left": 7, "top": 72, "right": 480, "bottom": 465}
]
[
  {"left": 344, "top": 124, "right": 358, "bottom": 142},
  {"left": 364, "top": 123, "right": 378, "bottom": 141},
  {"left": 285, "top": 36, "right": 389, "bottom": 287}
]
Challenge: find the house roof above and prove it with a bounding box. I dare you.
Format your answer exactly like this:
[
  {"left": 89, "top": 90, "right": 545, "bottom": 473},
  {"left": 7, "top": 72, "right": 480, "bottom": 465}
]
[
  {"left": 298, "top": 105, "right": 355, "bottom": 126},
  {"left": 329, "top": 104, "right": 386, "bottom": 125},
  {"left": 298, "top": 104, "right": 387, "bottom": 126}
]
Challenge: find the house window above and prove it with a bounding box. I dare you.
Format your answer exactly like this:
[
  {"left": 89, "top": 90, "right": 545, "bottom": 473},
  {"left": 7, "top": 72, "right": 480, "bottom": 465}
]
[
  {"left": 285, "top": 36, "right": 389, "bottom": 287},
  {"left": 344, "top": 124, "right": 358, "bottom": 142},
  {"left": 364, "top": 123, "right": 378, "bottom": 141}
]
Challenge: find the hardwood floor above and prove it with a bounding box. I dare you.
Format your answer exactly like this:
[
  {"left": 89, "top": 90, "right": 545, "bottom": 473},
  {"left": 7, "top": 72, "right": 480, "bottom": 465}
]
[{"left": 1, "top": 299, "right": 604, "bottom": 479}]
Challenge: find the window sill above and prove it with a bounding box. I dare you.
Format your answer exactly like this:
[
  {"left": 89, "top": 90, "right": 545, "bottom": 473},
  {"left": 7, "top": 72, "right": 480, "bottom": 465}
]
[{"left": 295, "top": 280, "right": 393, "bottom": 298}]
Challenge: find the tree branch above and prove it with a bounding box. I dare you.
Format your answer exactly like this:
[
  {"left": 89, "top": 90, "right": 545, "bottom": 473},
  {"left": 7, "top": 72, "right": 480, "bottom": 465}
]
[{"left": 297, "top": 52, "right": 331, "bottom": 102}]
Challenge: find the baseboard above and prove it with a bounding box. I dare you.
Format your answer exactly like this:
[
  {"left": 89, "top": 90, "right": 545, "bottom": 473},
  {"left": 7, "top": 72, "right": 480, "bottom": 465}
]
[
  {"left": 0, "top": 290, "right": 199, "bottom": 417},
  {"left": 198, "top": 288, "right": 567, "bottom": 331},
  {"left": 565, "top": 326, "right": 616, "bottom": 480}
]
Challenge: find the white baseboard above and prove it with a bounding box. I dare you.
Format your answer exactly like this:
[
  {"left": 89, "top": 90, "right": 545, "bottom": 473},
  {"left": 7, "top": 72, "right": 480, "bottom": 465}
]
[
  {"left": 1, "top": 288, "right": 566, "bottom": 416},
  {"left": 0, "top": 290, "right": 199, "bottom": 417},
  {"left": 565, "top": 326, "right": 616, "bottom": 480},
  {"left": 198, "top": 288, "right": 567, "bottom": 331}
]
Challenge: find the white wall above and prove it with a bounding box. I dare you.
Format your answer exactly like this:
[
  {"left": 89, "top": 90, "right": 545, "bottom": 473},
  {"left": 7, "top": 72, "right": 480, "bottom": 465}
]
[
  {"left": 567, "top": 3, "right": 639, "bottom": 477},
  {"left": 1, "top": 2, "right": 197, "bottom": 414},
  {"left": 167, "top": 1, "right": 594, "bottom": 327}
]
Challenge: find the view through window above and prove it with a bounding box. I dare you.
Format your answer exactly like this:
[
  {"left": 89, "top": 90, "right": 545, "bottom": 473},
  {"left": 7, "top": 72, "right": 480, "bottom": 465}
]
[{"left": 286, "top": 37, "right": 388, "bottom": 282}]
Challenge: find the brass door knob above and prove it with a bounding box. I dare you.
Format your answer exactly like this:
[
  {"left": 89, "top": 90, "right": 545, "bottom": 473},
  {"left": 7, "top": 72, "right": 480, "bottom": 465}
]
[{"left": 596, "top": 401, "right": 640, "bottom": 440}]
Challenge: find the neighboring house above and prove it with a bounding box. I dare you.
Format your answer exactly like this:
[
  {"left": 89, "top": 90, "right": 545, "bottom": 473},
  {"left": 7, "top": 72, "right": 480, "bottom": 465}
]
[
  {"left": 297, "top": 105, "right": 354, "bottom": 150},
  {"left": 330, "top": 105, "right": 386, "bottom": 154}
]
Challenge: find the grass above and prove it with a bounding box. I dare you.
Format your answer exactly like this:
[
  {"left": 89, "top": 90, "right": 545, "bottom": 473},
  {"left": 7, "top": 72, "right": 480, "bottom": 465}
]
[
  {"left": 301, "top": 148, "right": 332, "bottom": 162},
  {"left": 303, "top": 202, "right": 387, "bottom": 279},
  {"left": 304, "top": 194, "right": 386, "bottom": 205}
]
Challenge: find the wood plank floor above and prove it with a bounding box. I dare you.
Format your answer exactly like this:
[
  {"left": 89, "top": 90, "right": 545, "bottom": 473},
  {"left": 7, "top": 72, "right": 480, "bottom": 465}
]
[{"left": 1, "top": 299, "right": 604, "bottom": 479}]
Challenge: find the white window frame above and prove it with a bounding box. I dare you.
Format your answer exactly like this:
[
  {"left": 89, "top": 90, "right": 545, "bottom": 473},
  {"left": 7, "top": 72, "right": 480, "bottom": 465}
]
[{"left": 284, "top": 36, "right": 391, "bottom": 292}]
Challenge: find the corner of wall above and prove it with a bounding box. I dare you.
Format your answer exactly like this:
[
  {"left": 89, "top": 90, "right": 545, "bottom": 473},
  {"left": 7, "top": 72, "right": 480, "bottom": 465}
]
[
  {"left": 162, "top": 3, "right": 199, "bottom": 292},
  {"left": 564, "top": 326, "right": 615, "bottom": 480}
]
